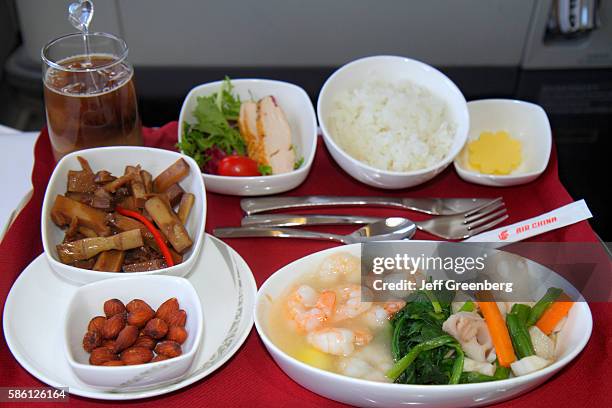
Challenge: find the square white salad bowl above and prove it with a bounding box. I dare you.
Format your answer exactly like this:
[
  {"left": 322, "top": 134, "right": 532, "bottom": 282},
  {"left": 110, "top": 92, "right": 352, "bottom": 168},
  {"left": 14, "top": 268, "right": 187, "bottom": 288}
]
[
  {"left": 178, "top": 79, "right": 318, "bottom": 196},
  {"left": 454, "top": 99, "right": 552, "bottom": 187},
  {"left": 64, "top": 275, "right": 203, "bottom": 391},
  {"left": 41, "top": 146, "right": 206, "bottom": 285}
]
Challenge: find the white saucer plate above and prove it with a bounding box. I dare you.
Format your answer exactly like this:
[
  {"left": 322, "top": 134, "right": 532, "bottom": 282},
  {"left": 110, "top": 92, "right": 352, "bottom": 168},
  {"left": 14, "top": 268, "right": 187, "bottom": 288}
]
[{"left": 3, "top": 234, "right": 257, "bottom": 400}]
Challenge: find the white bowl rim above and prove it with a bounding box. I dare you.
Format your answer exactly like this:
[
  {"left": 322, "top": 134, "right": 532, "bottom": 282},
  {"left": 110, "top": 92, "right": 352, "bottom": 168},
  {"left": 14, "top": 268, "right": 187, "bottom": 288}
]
[
  {"left": 317, "top": 55, "right": 469, "bottom": 177},
  {"left": 63, "top": 274, "right": 203, "bottom": 371},
  {"left": 41, "top": 145, "right": 207, "bottom": 279},
  {"left": 453, "top": 98, "right": 552, "bottom": 180},
  {"left": 178, "top": 78, "right": 318, "bottom": 181},
  {"left": 254, "top": 244, "right": 593, "bottom": 391}
]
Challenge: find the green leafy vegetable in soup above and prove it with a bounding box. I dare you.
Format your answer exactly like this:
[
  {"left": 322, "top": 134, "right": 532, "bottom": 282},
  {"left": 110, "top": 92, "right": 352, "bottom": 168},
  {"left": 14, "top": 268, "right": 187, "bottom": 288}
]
[{"left": 387, "top": 289, "right": 465, "bottom": 384}]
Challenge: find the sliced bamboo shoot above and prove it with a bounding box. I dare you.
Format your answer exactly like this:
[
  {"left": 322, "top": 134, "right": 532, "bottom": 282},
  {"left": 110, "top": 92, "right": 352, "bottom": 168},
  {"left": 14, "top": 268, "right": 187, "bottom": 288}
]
[
  {"left": 93, "top": 250, "right": 125, "bottom": 272},
  {"left": 164, "top": 183, "right": 184, "bottom": 207},
  {"left": 141, "top": 170, "right": 153, "bottom": 193},
  {"left": 103, "top": 173, "right": 134, "bottom": 193},
  {"left": 125, "top": 165, "right": 147, "bottom": 208},
  {"left": 51, "top": 195, "right": 110, "bottom": 236},
  {"left": 144, "top": 196, "right": 193, "bottom": 253},
  {"left": 56, "top": 229, "right": 143, "bottom": 263},
  {"left": 153, "top": 158, "right": 189, "bottom": 193},
  {"left": 177, "top": 193, "right": 195, "bottom": 225}
]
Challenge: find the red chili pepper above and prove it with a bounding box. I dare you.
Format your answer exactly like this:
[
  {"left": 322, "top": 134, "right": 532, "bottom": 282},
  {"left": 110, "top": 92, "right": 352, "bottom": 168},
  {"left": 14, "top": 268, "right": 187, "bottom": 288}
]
[{"left": 115, "top": 206, "right": 175, "bottom": 267}]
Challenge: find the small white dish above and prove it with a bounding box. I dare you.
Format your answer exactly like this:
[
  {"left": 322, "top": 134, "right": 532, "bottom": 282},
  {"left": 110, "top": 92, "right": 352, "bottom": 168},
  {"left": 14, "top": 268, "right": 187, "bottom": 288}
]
[
  {"left": 4, "top": 235, "right": 257, "bottom": 400},
  {"left": 255, "top": 244, "right": 592, "bottom": 408},
  {"left": 317, "top": 55, "right": 469, "bottom": 189},
  {"left": 178, "top": 79, "right": 318, "bottom": 196},
  {"left": 64, "top": 275, "right": 203, "bottom": 391},
  {"left": 41, "top": 146, "right": 206, "bottom": 285},
  {"left": 454, "top": 99, "right": 552, "bottom": 187}
]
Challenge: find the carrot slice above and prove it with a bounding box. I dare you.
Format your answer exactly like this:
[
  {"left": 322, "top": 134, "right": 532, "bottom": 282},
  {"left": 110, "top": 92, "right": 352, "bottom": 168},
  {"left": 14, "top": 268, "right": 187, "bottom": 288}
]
[
  {"left": 535, "top": 296, "right": 574, "bottom": 335},
  {"left": 478, "top": 302, "right": 517, "bottom": 367}
]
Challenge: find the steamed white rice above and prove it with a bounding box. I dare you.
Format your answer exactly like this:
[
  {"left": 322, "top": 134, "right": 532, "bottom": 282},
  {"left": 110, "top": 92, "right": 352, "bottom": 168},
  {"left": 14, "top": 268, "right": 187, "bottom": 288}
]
[{"left": 327, "top": 79, "right": 456, "bottom": 172}]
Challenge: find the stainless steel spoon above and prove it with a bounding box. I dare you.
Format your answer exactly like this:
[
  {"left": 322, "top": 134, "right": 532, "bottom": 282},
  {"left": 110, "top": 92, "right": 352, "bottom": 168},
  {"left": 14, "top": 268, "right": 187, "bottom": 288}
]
[{"left": 213, "top": 217, "right": 417, "bottom": 244}]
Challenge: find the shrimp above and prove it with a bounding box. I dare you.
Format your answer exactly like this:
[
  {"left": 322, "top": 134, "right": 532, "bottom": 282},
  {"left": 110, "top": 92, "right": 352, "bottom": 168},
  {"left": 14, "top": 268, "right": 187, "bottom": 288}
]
[
  {"left": 318, "top": 253, "right": 360, "bottom": 284},
  {"left": 338, "top": 342, "right": 394, "bottom": 382},
  {"left": 333, "top": 284, "right": 371, "bottom": 322},
  {"left": 306, "top": 327, "right": 373, "bottom": 356},
  {"left": 286, "top": 285, "right": 336, "bottom": 333},
  {"left": 361, "top": 300, "right": 406, "bottom": 329},
  {"left": 362, "top": 306, "right": 389, "bottom": 329},
  {"left": 383, "top": 300, "right": 405, "bottom": 316}
]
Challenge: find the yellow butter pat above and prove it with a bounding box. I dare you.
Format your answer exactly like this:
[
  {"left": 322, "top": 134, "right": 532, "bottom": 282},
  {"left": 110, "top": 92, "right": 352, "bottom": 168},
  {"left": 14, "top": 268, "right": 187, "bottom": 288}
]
[{"left": 468, "top": 131, "right": 522, "bottom": 175}]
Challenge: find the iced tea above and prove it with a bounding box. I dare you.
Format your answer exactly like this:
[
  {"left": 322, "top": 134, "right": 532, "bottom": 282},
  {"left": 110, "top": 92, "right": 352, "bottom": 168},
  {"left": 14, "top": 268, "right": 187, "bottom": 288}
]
[{"left": 44, "top": 54, "right": 142, "bottom": 160}]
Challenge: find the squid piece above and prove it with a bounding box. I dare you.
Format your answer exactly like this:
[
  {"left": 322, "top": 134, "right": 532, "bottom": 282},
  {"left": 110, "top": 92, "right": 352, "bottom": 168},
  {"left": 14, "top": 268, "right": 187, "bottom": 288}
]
[
  {"left": 462, "top": 358, "right": 496, "bottom": 376},
  {"left": 51, "top": 195, "right": 110, "bottom": 236},
  {"left": 153, "top": 158, "right": 190, "bottom": 193},
  {"left": 93, "top": 250, "right": 126, "bottom": 272},
  {"left": 442, "top": 311, "right": 495, "bottom": 363},
  {"left": 144, "top": 196, "right": 193, "bottom": 253},
  {"left": 510, "top": 355, "right": 551, "bottom": 377},
  {"left": 177, "top": 193, "right": 195, "bottom": 225},
  {"left": 56, "top": 229, "right": 143, "bottom": 264}
]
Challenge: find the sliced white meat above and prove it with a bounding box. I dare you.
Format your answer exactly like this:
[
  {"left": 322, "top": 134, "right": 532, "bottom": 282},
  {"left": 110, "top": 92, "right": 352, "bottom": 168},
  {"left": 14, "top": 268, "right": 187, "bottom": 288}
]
[
  {"left": 510, "top": 355, "right": 551, "bottom": 377},
  {"left": 257, "top": 95, "right": 295, "bottom": 174},
  {"left": 238, "top": 101, "right": 265, "bottom": 163},
  {"left": 442, "top": 311, "right": 494, "bottom": 362},
  {"left": 463, "top": 357, "right": 496, "bottom": 376},
  {"left": 529, "top": 326, "right": 555, "bottom": 360}
]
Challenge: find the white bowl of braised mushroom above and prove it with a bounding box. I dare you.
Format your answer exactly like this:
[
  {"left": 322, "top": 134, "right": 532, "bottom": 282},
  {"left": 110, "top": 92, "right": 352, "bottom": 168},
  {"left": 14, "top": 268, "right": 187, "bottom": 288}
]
[{"left": 41, "top": 146, "right": 206, "bottom": 285}]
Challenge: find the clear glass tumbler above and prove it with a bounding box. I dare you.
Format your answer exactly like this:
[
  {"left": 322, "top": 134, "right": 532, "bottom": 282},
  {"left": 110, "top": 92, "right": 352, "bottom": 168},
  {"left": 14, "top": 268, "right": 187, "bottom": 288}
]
[{"left": 42, "top": 32, "right": 142, "bottom": 161}]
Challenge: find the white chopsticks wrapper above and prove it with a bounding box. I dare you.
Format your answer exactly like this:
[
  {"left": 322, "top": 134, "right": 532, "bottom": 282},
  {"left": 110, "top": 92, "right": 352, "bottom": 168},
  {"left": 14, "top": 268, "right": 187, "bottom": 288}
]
[{"left": 463, "top": 199, "right": 593, "bottom": 247}]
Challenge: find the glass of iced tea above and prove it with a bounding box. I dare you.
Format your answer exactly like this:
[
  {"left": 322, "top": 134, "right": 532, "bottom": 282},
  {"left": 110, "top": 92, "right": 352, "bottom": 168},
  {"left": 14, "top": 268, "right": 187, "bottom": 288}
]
[{"left": 42, "top": 32, "right": 142, "bottom": 161}]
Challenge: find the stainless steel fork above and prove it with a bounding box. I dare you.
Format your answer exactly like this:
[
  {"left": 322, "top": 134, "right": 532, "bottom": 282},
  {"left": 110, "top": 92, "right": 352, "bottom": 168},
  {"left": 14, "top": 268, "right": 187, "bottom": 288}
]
[
  {"left": 240, "top": 196, "right": 498, "bottom": 216},
  {"left": 241, "top": 198, "right": 509, "bottom": 240}
]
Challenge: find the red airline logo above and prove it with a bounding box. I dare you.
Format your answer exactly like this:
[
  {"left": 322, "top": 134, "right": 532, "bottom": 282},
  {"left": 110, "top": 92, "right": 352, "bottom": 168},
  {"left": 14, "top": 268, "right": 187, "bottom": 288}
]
[{"left": 498, "top": 230, "right": 509, "bottom": 240}]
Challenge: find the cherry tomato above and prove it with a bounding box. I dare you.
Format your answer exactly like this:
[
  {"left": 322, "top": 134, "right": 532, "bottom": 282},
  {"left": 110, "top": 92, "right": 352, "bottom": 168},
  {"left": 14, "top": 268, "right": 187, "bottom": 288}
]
[{"left": 217, "top": 155, "right": 261, "bottom": 177}]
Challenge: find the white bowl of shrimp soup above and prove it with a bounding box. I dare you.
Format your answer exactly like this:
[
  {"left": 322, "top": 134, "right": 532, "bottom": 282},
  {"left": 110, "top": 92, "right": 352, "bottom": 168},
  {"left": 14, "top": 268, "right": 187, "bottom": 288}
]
[{"left": 254, "top": 244, "right": 592, "bottom": 408}]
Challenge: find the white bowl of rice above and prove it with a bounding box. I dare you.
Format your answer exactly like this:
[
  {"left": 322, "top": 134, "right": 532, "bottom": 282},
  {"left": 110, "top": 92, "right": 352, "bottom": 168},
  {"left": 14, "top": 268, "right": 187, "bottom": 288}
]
[{"left": 318, "top": 55, "right": 469, "bottom": 189}]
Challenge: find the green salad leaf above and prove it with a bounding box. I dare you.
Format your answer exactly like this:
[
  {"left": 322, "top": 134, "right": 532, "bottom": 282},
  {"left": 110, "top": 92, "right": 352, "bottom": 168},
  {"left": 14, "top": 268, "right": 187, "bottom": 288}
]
[
  {"left": 178, "top": 77, "right": 245, "bottom": 168},
  {"left": 294, "top": 156, "right": 304, "bottom": 170},
  {"left": 258, "top": 164, "right": 273, "bottom": 176}
]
